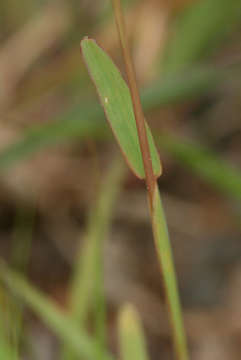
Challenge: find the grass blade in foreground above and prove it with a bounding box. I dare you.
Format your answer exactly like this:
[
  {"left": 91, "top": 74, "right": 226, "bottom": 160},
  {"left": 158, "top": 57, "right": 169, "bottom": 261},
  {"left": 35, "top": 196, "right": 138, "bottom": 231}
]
[
  {"left": 0, "top": 262, "right": 114, "bottom": 360},
  {"left": 81, "top": 38, "right": 161, "bottom": 179},
  {"left": 118, "top": 304, "right": 150, "bottom": 360}
]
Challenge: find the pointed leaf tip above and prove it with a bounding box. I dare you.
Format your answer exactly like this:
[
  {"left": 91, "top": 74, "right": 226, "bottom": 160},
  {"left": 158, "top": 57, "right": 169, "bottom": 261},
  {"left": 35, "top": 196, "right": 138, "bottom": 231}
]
[{"left": 118, "top": 304, "right": 149, "bottom": 360}]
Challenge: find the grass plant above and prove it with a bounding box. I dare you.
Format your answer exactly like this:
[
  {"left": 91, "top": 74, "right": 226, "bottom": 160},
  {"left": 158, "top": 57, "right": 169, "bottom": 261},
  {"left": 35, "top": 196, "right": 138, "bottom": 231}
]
[{"left": 80, "top": 1, "right": 189, "bottom": 358}]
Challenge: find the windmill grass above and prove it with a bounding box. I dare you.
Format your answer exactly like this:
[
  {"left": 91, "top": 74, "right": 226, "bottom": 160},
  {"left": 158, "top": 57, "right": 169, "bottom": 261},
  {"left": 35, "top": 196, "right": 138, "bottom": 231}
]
[{"left": 81, "top": 0, "right": 189, "bottom": 359}]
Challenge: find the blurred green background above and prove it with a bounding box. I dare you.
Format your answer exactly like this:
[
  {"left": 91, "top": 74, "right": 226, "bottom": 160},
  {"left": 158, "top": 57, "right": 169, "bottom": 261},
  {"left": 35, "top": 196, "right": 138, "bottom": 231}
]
[{"left": 0, "top": 0, "right": 241, "bottom": 359}]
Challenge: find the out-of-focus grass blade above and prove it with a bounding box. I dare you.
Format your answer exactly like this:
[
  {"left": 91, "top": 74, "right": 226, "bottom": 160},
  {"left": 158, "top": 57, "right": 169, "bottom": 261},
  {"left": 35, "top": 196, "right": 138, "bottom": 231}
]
[
  {"left": 142, "top": 66, "right": 221, "bottom": 109},
  {"left": 0, "top": 105, "right": 106, "bottom": 170},
  {"left": 62, "top": 158, "right": 126, "bottom": 360},
  {"left": 0, "top": 65, "right": 225, "bottom": 171},
  {"left": 118, "top": 304, "right": 150, "bottom": 360},
  {"left": 81, "top": 38, "right": 161, "bottom": 179},
  {"left": 0, "top": 262, "right": 114, "bottom": 360},
  {"left": 0, "top": 341, "right": 14, "bottom": 360},
  {"left": 10, "top": 204, "right": 36, "bottom": 359},
  {"left": 0, "top": 288, "right": 16, "bottom": 360},
  {"left": 70, "top": 158, "right": 125, "bottom": 324},
  {"left": 87, "top": 158, "right": 125, "bottom": 360},
  {"left": 11, "top": 204, "right": 35, "bottom": 272},
  {"left": 160, "top": 134, "right": 241, "bottom": 199},
  {"left": 99, "top": 0, "right": 138, "bottom": 22},
  {"left": 163, "top": 0, "right": 241, "bottom": 72}
]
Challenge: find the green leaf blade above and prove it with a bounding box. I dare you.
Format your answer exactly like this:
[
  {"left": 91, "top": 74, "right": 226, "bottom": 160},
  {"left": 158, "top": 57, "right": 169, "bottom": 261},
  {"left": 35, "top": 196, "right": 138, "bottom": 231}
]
[{"left": 81, "top": 38, "right": 161, "bottom": 179}]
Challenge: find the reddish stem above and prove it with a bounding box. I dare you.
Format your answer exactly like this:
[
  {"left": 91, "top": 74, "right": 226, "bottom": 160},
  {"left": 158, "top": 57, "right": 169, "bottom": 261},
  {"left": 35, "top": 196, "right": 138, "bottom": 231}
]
[{"left": 112, "top": 0, "right": 156, "bottom": 209}]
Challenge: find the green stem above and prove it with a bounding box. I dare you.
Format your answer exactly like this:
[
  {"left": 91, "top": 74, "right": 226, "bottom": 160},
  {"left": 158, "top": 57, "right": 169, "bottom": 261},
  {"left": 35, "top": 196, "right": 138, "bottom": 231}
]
[
  {"left": 111, "top": 1, "right": 189, "bottom": 359},
  {"left": 112, "top": 0, "right": 156, "bottom": 206},
  {"left": 151, "top": 185, "right": 188, "bottom": 360}
]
